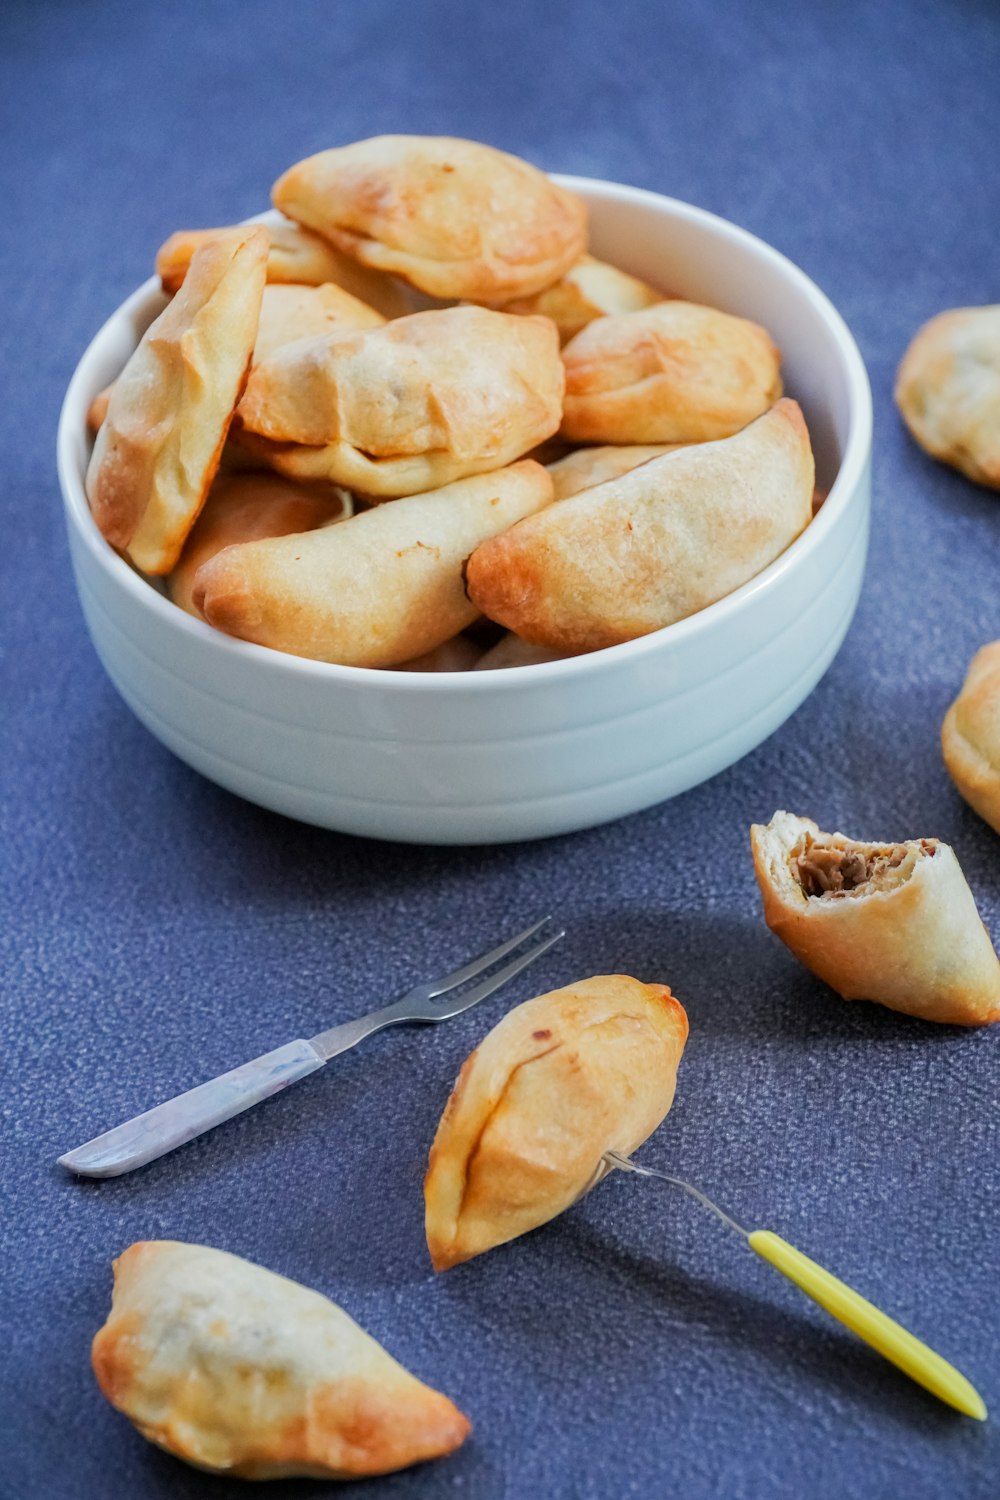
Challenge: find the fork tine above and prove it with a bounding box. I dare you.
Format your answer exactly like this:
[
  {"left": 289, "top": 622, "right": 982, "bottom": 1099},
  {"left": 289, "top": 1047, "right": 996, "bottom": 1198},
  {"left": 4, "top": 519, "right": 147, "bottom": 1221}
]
[
  {"left": 432, "top": 927, "right": 565, "bottom": 1016},
  {"left": 423, "top": 916, "right": 554, "bottom": 999}
]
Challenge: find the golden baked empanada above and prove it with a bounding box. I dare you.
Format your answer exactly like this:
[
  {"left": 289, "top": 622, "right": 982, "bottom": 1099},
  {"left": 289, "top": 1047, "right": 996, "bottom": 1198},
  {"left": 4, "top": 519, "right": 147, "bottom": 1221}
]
[
  {"left": 236, "top": 305, "right": 564, "bottom": 497},
  {"left": 156, "top": 220, "right": 412, "bottom": 316},
  {"left": 92, "top": 1241, "right": 470, "bottom": 1480},
  {"left": 86, "top": 227, "right": 267, "bottom": 574},
  {"left": 168, "top": 472, "right": 350, "bottom": 617},
  {"left": 560, "top": 299, "right": 782, "bottom": 444},
  {"left": 253, "top": 282, "right": 385, "bottom": 364},
  {"left": 425, "top": 975, "right": 688, "bottom": 1270},
  {"left": 467, "top": 399, "right": 813, "bottom": 654},
  {"left": 496, "top": 255, "right": 664, "bottom": 342},
  {"left": 272, "top": 135, "right": 587, "bottom": 303},
  {"left": 750, "top": 811, "right": 1000, "bottom": 1026},
  {"left": 547, "top": 442, "right": 682, "bottom": 499},
  {"left": 193, "top": 460, "right": 552, "bottom": 666},
  {"left": 895, "top": 305, "right": 1000, "bottom": 488},
  {"left": 942, "top": 641, "right": 1000, "bottom": 834}
]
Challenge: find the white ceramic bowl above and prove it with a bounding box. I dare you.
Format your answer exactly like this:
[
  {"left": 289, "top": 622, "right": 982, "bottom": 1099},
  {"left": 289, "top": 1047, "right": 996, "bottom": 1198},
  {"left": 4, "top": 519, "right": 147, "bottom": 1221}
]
[{"left": 58, "top": 179, "right": 872, "bottom": 845}]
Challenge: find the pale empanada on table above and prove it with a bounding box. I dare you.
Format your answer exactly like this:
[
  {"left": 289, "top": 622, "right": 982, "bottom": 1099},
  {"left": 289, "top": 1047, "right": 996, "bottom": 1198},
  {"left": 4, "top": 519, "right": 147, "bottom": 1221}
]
[
  {"left": 467, "top": 398, "right": 813, "bottom": 654},
  {"left": 750, "top": 811, "right": 1000, "bottom": 1026},
  {"left": 193, "top": 460, "right": 553, "bottom": 667},
  {"left": 272, "top": 134, "right": 587, "bottom": 303},
  {"left": 942, "top": 641, "right": 1000, "bottom": 835},
  {"left": 424, "top": 975, "right": 688, "bottom": 1271},
  {"left": 546, "top": 442, "right": 682, "bottom": 499},
  {"left": 92, "top": 1240, "right": 470, "bottom": 1480},
  {"left": 167, "top": 471, "right": 351, "bottom": 617},
  {"left": 235, "top": 305, "right": 564, "bottom": 497},
  {"left": 560, "top": 299, "right": 782, "bottom": 444},
  {"left": 494, "top": 254, "right": 664, "bottom": 342},
  {"left": 156, "top": 220, "right": 413, "bottom": 317},
  {"left": 895, "top": 305, "right": 1000, "bottom": 488},
  {"left": 86, "top": 227, "right": 268, "bottom": 575}
]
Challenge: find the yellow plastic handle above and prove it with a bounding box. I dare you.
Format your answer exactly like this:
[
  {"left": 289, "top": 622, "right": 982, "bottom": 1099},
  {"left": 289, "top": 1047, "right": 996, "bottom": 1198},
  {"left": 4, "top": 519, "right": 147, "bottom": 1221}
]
[{"left": 748, "top": 1230, "right": 986, "bottom": 1420}]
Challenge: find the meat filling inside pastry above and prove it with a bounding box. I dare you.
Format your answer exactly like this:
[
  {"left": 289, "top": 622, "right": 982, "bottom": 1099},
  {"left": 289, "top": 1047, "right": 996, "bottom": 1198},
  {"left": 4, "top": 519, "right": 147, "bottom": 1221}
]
[
  {"left": 424, "top": 975, "right": 688, "bottom": 1270},
  {"left": 751, "top": 811, "right": 1000, "bottom": 1025},
  {"left": 92, "top": 1241, "right": 470, "bottom": 1480},
  {"left": 272, "top": 134, "right": 587, "bottom": 303}
]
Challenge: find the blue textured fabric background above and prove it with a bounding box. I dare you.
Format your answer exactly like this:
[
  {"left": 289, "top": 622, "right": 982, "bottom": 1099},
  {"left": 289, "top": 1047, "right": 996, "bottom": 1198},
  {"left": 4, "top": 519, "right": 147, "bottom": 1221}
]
[{"left": 3, "top": 2, "right": 999, "bottom": 1496}]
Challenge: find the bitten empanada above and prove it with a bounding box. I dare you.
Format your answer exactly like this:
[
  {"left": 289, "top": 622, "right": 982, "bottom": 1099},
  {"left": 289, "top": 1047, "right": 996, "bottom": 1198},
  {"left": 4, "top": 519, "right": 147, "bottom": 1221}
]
[
  {"left": 942, "top": 641, "right": 1000, "bottom": 834},
  {"left": 424, "top": 975, "right": 688, "bottom": 1270},
  {"left": 92, "top": 1241, "right": 470, "bottom": 1480},
  {"left": 235, "top": 305, "right": 564, "bottom": 497},
  {"left": 168, "top": 472, "right": 350, "bottom": 617},
  {"left": 86, "top": 228, "right": 267, "bottom": 574},
  {"left": 895, "top": 305, "right": 1000, "bottom": 488},
  {"left": 493, "top": 255, "right": 664, "bottom": 342},
  {"left": 467, "top": 399, "right": 813, "bottom": 654},
  {"left": 253, "top": 282, "right": 385, "bottom": 364},
  {"left": 750, "top": 811, "right": 1000, "bottom": 1026},
  {"left": 156, "top": 220, "right": 412, "bottom": 316},
  {"left": 272, "top": 135, "right": 587, "bottom": 303},
  {"left": 193, "top": 460, "right": 552, "bottom": 666},
  {"left": 547, "top": 442, "right": 682, "bottom": 499},
  {"left": 560, "top": 299, "right": 782, "bottom": 444}
]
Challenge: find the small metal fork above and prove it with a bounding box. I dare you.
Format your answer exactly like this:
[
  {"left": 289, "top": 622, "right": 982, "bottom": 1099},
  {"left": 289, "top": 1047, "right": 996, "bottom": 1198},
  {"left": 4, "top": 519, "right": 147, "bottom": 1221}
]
[{"left": 57, "top": 916, "right": 563, "bottom": 1180}]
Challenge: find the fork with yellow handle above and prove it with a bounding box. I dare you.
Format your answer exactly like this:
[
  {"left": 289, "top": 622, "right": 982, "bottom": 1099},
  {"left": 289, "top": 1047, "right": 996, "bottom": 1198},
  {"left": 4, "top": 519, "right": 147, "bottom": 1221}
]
[{"left": 603, "top": 1151, "right": 986, "bottom": 1420}]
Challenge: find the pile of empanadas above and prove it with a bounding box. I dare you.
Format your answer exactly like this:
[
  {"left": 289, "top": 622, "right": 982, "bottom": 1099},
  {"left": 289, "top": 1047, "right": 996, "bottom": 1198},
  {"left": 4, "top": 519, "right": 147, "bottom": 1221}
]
[{"left": 86, "top": 133, "right": 815, "bottom": 669}]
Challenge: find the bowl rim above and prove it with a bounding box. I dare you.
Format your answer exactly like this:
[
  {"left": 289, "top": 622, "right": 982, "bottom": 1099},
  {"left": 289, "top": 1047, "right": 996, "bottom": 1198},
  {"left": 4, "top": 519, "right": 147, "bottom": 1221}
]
[{"left": 57, "top": 174, "right": 873, "bottom": 694}]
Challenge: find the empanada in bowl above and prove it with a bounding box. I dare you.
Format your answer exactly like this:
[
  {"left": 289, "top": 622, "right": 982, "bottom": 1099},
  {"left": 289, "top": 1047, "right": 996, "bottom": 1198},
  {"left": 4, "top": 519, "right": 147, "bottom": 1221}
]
[
  {"left": 467, "top": 399, "right": 813, "bottom": 654},
  {"left": 895, "top": 305, "right": 1000, "bottom": 488},
  {"left": 156, "top": 220, "right": 412, "bottom": 316},
  {"left": 168, "top": 472, "right": 350, "bottom": 617},
  {"left": 92, "top": 1241, "right": 470, "bottom": 1479},
  {"left": 253, "top": 282, "right": 385, "bottom": 363},
  {"left": 424, "top": 975, "right": 688, "bottom": 1270},
  {"left": 546, "top": 442, "right": 682, "bottom": 499},
  {"left": 560, "top": 299, "right": 782, "bottom": 444},
  {"left": 494, "top": 254, "right": 664, "bottom": 342},
  {"left": 272, "top": 135, "right": 587, "bottom": 303},
  {"left": 750, "top": 811, "right": 1000, "bottom": 1025},
  {"left": 193, "top": 460, "right": 552, "bottom": 666},
  {"left": 235, "top": 305, "right": 564, "bottom": 497},
  {"left": 942, "top": 641, "right": 1000, "bottom": 834},
  {"left": 86, "top": 227, "right": 268, "bottom": 574}
]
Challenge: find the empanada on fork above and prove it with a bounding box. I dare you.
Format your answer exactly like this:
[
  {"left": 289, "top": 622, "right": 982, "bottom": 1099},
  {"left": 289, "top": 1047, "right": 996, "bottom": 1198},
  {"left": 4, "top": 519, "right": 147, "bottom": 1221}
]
[{"left": 424, "top": 976, "right": 688, "bottom": 1270}]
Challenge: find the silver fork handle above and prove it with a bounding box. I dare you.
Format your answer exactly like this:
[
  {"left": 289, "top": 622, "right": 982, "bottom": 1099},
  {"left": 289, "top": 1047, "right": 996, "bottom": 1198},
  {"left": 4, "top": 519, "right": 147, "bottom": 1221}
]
[{"left": 57, "top": 1039, "right": 325, "bottom": 1179}]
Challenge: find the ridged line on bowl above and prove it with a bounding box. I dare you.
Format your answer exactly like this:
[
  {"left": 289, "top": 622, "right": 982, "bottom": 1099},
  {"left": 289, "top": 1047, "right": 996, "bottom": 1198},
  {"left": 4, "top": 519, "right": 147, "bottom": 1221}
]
[{"left": 76, "top": 512, "right": 867, "bottom": 832}]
